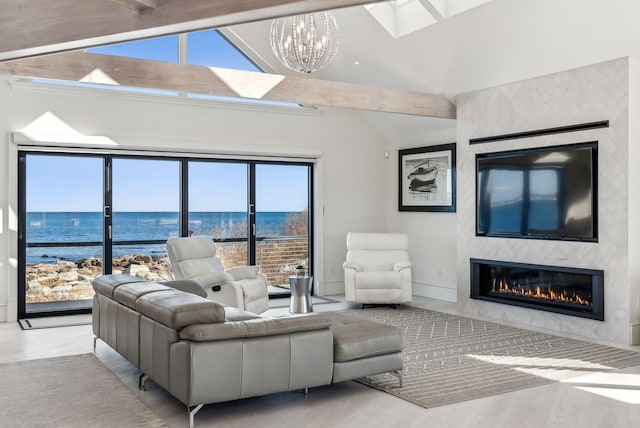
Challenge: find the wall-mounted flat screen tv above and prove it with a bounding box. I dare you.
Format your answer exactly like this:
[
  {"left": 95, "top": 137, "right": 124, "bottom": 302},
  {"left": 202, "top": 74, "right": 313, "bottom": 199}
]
[{"left": 476, "top": 141, "right": 598, "bottom": 241}]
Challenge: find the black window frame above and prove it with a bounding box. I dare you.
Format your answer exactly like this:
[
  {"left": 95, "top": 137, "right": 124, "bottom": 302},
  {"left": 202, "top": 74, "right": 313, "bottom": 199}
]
[{"left": 18, "top": 150, "right": 314, "bottom": 318}]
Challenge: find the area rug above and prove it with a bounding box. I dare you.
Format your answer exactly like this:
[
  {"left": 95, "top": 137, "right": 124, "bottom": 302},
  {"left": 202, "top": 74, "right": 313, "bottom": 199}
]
[
  {"left": 345, "top": 306, "right": 640, "bottom": 409},
  {"left": 0, "top": 353, "right": 167, "bottom": 428}
]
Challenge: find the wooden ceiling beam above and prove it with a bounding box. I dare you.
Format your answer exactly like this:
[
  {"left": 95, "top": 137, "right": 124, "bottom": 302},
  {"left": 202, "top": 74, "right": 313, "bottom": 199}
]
[
  {"left": 0, "top": 52, "right": 456, "bottom": 118},
  {"left": 110, "top": 0, "right": 158, "bottom": 11},
  {"left": 0, "top": 0, "right": 385, "bottom": 62}
]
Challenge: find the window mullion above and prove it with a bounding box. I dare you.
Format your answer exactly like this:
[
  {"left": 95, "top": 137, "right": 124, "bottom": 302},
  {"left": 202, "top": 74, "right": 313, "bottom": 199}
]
[
  {"left": 248, "top": 162, "right": 256, "bottom": 265},
  {"left": 104, "top": 156, "right": 113, "bottom": 274},
  {"left": 178, "top": 33, "right": 188, "bottom": 65}
]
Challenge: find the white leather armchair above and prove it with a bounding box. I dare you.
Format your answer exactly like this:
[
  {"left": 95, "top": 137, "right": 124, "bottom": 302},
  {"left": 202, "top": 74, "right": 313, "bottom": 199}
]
[
  {"left": 343, "top": 232, "right": 412, "bottom": 305},
  {"left": 166, "top": 236, "right": 269, "bottom": 314}
]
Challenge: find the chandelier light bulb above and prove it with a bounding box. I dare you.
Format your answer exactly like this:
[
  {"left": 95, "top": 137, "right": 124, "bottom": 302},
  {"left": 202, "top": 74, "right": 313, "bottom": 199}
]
[{"left": 270, "top": 11, "right": 340, "bottom": 74}]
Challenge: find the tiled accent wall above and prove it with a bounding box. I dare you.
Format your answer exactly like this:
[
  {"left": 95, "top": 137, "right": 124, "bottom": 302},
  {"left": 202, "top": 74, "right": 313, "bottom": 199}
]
[{"left": 456, "top": 58, "right": 631, "bottom": 345}]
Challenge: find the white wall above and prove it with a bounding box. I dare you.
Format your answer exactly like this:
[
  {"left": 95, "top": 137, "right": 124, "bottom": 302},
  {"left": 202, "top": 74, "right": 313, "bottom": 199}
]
[
  {"left": 456, "top": 58, "right": 633, "bottom": 345},
  {"left": 0, "top": 79, "right": 390, "bottom": 321},
  {"left": 385, "top": 127, "right": 458, "bottom": 302}
]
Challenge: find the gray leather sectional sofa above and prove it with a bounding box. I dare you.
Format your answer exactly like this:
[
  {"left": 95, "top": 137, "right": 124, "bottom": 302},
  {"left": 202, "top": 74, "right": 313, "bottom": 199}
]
[{"left": 92, "top": 274, "right": 404, "bottom": 427}]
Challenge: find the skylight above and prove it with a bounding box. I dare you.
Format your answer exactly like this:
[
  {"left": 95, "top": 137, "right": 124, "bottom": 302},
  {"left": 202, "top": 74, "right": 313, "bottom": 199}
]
[
  {"left": 365, "top": 0, "right": 495, "bottom": 39},
  {"left": 429, "top": 0, "right": 494, "bottom": 18},
  {"left": 365, "top": 1, "right": 437, "bottom": 39}
]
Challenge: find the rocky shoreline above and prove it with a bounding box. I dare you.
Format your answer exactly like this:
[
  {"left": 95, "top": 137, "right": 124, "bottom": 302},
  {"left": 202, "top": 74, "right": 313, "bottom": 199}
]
[
  {"left": 26, "top": 238, "right": 309, "bottom": 304},
  {"left": 26, "top": 254, "right": 174, "bottom": 303}
]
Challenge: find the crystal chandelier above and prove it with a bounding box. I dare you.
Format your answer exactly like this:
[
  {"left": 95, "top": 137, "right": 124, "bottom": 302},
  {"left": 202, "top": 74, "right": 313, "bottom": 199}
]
[{"left": 270, "top": 12, "right": 340, "bottom": 74}]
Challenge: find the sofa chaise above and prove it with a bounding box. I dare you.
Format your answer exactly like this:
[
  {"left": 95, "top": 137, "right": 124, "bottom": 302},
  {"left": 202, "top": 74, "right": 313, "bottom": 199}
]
[{"left": 91, "top": 274, "right": 404, "bottom": 427}]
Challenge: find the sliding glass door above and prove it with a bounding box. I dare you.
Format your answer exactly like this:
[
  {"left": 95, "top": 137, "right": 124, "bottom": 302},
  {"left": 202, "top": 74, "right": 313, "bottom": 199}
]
[
  {"left": 110, "top": 157, "right": 180, "bottom": 280},
  {"left": 188, "top": 161, "right": 249, "bottom": 267},
  {"left": 19, "top": 152, "right": 313, "bottom": 317},
  {"left": 255, "top": 164, "right": 311, "bottom": 288},
  {"left": 20, "top": 154, "right": 104, "bottom": 316}
]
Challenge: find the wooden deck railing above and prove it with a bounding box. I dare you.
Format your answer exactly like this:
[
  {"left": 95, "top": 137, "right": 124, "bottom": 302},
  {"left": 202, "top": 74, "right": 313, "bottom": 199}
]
[{"left": 26, "top": 236, "right": 309, "bottom": 304}]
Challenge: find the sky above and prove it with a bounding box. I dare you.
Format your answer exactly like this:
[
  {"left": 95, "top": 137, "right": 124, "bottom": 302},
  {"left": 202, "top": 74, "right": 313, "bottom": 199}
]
[
  {"left": 88, "top": 30, "right": 262, "bottom": 71},
  {"left": 26, "top": 31, "right": 309, "bottom": 213},
  {"left": 27, "top": 155, "right": 309, "bottom": 212}
]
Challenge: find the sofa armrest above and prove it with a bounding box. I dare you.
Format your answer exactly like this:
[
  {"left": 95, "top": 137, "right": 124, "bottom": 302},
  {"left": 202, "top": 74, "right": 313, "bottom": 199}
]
[
  {"left": 343, "top": 261, "right": 362, "bottom": 272},
  {"left": 179, "top": 316, "right": 331, "bottom": 341},
  {"left": 160, "top": 279, "right": 207, "bottom": 298},
  {"left": 393, "top": 261, "right": 413, "bottom": 271}
]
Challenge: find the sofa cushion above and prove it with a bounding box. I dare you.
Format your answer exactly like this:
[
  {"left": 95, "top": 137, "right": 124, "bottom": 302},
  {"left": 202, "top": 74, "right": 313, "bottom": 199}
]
[
  {"left": 113, "top": 281, "right": 172, "bottom": 310},
  {"left": 346, "top": 250, "right": 410, "bottom": 272},
  {"left": 224, "top": 306, "right": 262, "bottom": 322},
  {"left": 93, "top": 274, "right": 147, "bottom": 299},
  {"left": 136, "top": 289, "right": 226, "bottom": 330},
  {"left": 355, "top": 271, "right": 401, "bottom": 289},
  {"left": 321, "top": 313, "right": 404, "bottom": 362},
  {"left": 179, "top": 316, "right": 331, "bottom": 341},
  {"left": 179, "top": 258, "right": 225, "bottom": 279},
  {"left": 345, "top": 233, "right": 410, "bottom": 272}
]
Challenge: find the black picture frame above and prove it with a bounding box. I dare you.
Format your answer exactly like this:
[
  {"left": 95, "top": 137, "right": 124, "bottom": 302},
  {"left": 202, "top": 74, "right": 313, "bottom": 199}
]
[{"left": 398, "top": 143, "right": 456, "bottom": 212}]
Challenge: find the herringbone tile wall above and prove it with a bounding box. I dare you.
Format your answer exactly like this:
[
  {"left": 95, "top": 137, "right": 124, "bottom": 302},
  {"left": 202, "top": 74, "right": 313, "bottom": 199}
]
[{"left": 456, "top": 58, "right": 631, "bottom": 345}]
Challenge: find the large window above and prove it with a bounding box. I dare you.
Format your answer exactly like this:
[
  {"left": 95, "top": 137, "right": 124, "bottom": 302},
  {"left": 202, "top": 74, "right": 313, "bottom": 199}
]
[{"left": 18, "top": 152, "right": 313, "bottom": 317}]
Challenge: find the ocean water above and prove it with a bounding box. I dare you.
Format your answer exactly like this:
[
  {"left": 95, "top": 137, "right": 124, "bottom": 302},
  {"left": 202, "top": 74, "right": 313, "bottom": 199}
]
[{"left": 26, "top": 211, "right": 298, "bottom": 264}]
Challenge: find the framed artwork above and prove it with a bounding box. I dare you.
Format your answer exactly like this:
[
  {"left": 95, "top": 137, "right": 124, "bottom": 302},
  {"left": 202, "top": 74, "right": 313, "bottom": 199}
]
[{"left": 398, "top": 143, "right": 456, "bottom": 212}]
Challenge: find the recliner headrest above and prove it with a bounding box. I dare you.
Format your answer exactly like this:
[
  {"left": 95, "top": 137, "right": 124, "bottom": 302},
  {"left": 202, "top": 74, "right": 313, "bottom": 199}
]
[{"left": 166, "top": 236, "right": 217, "bottom": 261}]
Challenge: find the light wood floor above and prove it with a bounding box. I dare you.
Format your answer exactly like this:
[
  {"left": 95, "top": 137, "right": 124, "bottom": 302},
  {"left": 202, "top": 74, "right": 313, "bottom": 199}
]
[{"left": 2, "top": 297, "right": 640, "bottom": 428}]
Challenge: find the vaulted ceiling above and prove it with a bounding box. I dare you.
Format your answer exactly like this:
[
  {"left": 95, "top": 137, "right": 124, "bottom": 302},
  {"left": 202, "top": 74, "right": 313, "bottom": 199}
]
[
  {"left": 3, "top": 0, "right": 640, "bottom": 140},
  {"left": 227, "top": 0, "right": 640, "bottom": 97}
]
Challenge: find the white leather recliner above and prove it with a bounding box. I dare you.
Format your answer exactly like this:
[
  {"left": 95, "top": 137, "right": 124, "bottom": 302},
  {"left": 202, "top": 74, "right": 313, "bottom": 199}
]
[
  {"left": 166, "top": 236, "right": 269, "bottom": 314},
  {"left": 343, "top": 232, "right": 413, "bottom": 305}
]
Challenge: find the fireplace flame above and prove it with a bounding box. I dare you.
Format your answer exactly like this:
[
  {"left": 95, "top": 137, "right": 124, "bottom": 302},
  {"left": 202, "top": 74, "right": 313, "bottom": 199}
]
[{"left": 494, "top": 279, "right": 591, "bottom": 307}]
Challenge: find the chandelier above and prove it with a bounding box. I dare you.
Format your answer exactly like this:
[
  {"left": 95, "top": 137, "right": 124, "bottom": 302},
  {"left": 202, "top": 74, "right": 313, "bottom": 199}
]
[{"left": 270, "top": 12, "right": 340, "bottom": 74}]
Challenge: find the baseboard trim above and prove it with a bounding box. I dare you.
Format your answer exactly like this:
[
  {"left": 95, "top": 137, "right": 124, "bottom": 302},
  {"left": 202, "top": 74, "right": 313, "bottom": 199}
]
[
  {"left": 413, "top": 283, "right": 457, "bottom": 303},
  {"left": 320, "top": 281, "right": 457, "bottom": 302},
  {"left": 0, "top": 304, "right": 7, "bottom": 323},
  {"left": 630, "top": 322, "right": 640, "bottom": 346}
]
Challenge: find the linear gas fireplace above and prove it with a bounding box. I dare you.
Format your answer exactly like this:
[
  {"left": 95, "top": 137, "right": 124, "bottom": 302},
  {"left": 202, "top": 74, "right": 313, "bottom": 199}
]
[{"left": 470, "top": 259, "right": 604, "bottom": 320}]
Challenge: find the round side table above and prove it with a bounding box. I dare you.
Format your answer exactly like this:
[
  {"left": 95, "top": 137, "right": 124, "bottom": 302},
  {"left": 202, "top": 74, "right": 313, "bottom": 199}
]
[{"left": 288, "top": 275, "right": 313, "bottom": 313}]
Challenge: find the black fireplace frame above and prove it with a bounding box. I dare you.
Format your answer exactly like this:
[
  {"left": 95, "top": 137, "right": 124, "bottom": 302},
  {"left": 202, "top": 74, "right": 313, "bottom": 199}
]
[{"left": 470, "top": 258, "right": 604, "bottom": 321}]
